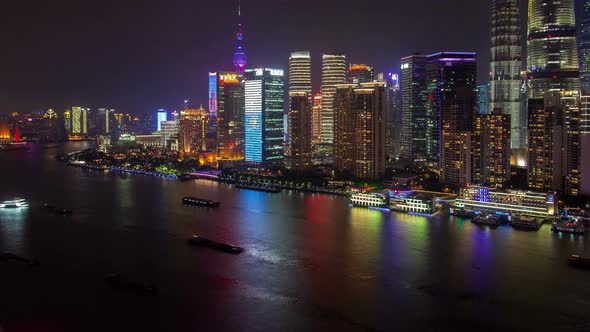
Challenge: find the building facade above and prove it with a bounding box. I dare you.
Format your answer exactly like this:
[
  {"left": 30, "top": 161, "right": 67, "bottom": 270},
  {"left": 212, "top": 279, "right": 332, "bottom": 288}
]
[
  {"left": 347, "top": 64, "right": 374, "bottom": 84},
  {"left": 320, "top": 54, "right": 347, "bottom": 147},
  {"left": 289, "top": 91, "right": 312, "bottom": 171},
  {"left": 215, "top": 72, "right": 245, "bottom": 161},
  {"left": 400, "top": 54, "right": 428, "bottom": 163},
  {"left": 426, "top": 52, "right": 477, "bottom": 187},
  {"left": 179, "top": 108, "right": 209, "bottom": 156},
  {"left": 491, "top": 0, "right": 525, "bottom": 150},
  {"left": 160, "top": 120, "right": 179, "bottom": 149},
  {"left": 473, "top": 110, "right": 511, "bottom": 188},
  {"left": 156, "top": 110, "right": 167, "bottom": 132},
  {"left": 333, "top": 82, "right": 386, "bottom": 180},
  {"left": 527, "top": 0, "right": 579, "bottom": 97},
  {"left": 580, "top": 0, "right": 590, "bottom": 94},
  {"left": 244, "top": 68, "right": 285, "bottom": 165},
  {"left": 311, "top": 93, "right": 322, "bottom": 145}
]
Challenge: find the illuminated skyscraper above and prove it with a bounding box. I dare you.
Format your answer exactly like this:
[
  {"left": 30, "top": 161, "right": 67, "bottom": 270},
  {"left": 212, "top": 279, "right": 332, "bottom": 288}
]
[
  {"left": 477, "top": 83, "right": 490, "bottom": 115},
  {"left": 64, "top": 109, "right": 71, "bottom": 134},
  {"left": 381, "top": 72, "right": 401, "bottom": 162},
  {"left": 426, "top": 52, "right": 477, "bottom": 187},
  {"left": 490, "top": 0, "right": 524, "bottom": 150},
  {"left": 347, "top": 64, "right": 374, "bottom": 84},
  {"left": 580, "top": 0, "right": 590, "bottom": 93},
  {"left": 581, "top": 95, "right": 590, "bottom": 195},
  {"left": 244, "top": 68, "right": 285, "bottom": 165},
  {"left": 320, "top": 54, "right": 346, "bottom": 147},
  {"left": 527, "top": 0, "right": 579, "bottom": 97},
  {"left": 156, "top": 109, "right": 167, "bottom": 132},
  {"left": 311, "top": 94, "right": 322, "bottom": 145},
  {"left": 160, "top": 120, "right": 179, "bottom": 149},
  {"left": 400, "top": 54, "right": 428, "bottom": 162},
  {"left": 208, "top": 73, "right": 218, "bottom": 120},
  {"left": 333, "top": 82, "right": 386, "bottom": 180},
  {"left": 289, "top": 91, "right": 312, "bottom": 171},
  {"left": 71, "top": 106, "right": 89, "bottom": 134},
  {"left": 232, "top": 1, "right": 247, "bottom": 73},
  {"left": 473, "top": 110, "right": 511, "bottom": 188},
  {"left": 215, "top": 72, "right": 245, "bottom": 161},
  {"left": 289, "top": 51, "right": 312, "bottom": 97},
  {"left": 179, "top": 108, "right": 209, "bottom": 156}
]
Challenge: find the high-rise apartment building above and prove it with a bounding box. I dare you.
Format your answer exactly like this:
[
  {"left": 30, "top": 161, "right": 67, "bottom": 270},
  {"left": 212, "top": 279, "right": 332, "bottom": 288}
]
[
  {"left": 473, "top": 110, "right": 511, "bottom": 188},
  {"left": 179, "top": 108, "right": 209, "bottom": 156},
  {"left": 580, "top": 95, "right": 590, "bottom": 195},
  {"left": 320, "top": 54, "right": 346, "bottom": 147},
  {"left": 491, "top": 0, "right": 524, "bottom": 150},
  {"left": 400, "top": 54, "right": 428, "bottom": 163},
  {"left": 580, "top": 0, "right": 590, "bottom": 93},
  {"left": 527, "top": 0, "right": 579, "bottom": 97},
  {"left": 333, "top": 82, "right": 386, "bottom": 180},
  {"left": 311, "top": 94, "right": 322, "bottom": 145},
  {"left": 244, "top": 68, "right": 285, "bottom": 165},
  {"left": 216, "top": 72, "right": 245, "bottom": 161},
  {"left": 288, "top": 51, "right": 312, "bottom": 156},
  {"left": 289, "top": 91, "right": 312, "bottom": 171},
  {"left": 527, "top": 92, "right": 581, "bottom": 195},
  {"left": 426, "top": 52, "right": 477, "bottom": 187},
  {"left": 347, "top": 64, "right": 374, "bottom": 84}
]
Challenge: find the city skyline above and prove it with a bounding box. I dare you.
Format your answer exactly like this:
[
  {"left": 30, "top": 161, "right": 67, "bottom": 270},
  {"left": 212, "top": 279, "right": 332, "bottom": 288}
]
[{"left": 1, "top": 0, "right": 495, "bottom": 115}]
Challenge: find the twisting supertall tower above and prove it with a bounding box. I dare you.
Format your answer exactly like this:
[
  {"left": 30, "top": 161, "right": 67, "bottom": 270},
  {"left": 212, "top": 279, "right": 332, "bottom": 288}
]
[{"left": 232, "top": 0, "right": 247, "bottom": 73}]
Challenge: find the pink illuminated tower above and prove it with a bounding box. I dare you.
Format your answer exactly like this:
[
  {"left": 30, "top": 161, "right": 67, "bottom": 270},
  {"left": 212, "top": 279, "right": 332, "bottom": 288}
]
[{"left": 232, "top": 0, "right": 247, "bottom": 72}]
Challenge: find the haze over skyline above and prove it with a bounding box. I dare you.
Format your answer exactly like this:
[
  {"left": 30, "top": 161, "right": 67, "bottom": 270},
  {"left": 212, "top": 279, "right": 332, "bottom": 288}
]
[{"left": 2, "top": 0, "right": 495, "bottom": 114}]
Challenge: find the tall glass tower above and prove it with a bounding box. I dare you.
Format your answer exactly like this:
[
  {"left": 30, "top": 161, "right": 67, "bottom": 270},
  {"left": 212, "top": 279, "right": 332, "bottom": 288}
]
[
  {"left": 320, "top": 54, "right": 346, "bottom": 146},
  {"left": 527, "top": 0, "right": 579, "bottom": 97},
  {"left": 580, "top": 0, "right": 590, "bottom": 93},
  {"left": 490, "top": 0, "right": 524, "bottom": 150}
]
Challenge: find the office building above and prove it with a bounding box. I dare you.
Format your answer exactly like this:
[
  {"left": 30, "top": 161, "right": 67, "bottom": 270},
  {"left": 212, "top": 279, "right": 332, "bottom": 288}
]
[
  {"left": 64, "top": 109, "right": 71, "bottom": 134},
  {"left": 208, "top": 73, "right": 218, "bottom": 122},
  {"left": 527, "top": 92, "right": 581, "bottom": 195},
  {"left": 581, "top": 95, "right": 590, "bottom": 195},
  {"left": 179, "top": 108, "right": 209, "bottom": 156},
  {"left": 71, "top": 107, "right": 89, "bottom": 134},
  {"left": 581, "top": 1, "right": 590, "bottom": 93},
  {"left": 288, "top": 51, "right": 312, "bottom": 154},
  {"left": 491, "top": 0, "right": 525, "bottom": 150},
  {"left": 400, "top": 54, "right": 428, "bottom": 163},
  {"left": 473, "top": 110, "right": 511, "bottom": 188},
  {"left": 477, "top": 83, "right": 489, "bottom": 115},
  {"left": 289, "top": 91, "right": 312, "bottom": 171},
  {"left": 156, "top": 110, "right": 167, "bottom": 131},
  {"left": 347, "top": 64, "right": 374, "bottom": 84},
  {"left": 244, "top": 68, "right": 285, "bottom": 165},
  {"left": 216, "top": 72, "right": 245, "bottom": 161},
  {"left": 320, "top": 54, "right": 346, "bottom": 147},
  {"left": 527, "top": 0, "right": 579, "bottom": 97},
  {"left": 333, "top": 82, "right": 386, "bottom": 180},
  {"left": 384, "top": 73, "right": 401, "bottom": 161},
  {"left": 311, "top": 94, "right": 322, "bottom": 145},
  {"left": 426, "top": 52, "right": 477, "bottom": 187},
  {"left": 160, "top": 120, "right": 179, "bottom": 149}
]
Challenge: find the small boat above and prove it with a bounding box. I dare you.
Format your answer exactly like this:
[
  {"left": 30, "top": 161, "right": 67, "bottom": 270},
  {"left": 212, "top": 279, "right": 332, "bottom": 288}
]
[
  {"left": 0, "top": 198, "right": 28, "bottom": 208},
  {"left": 235, "top": 184, "right": 281, "bottom": 193},
  {"left": 568, "top": 255, "right": 590, "bottom": 268},
  {"left": 104, "top": 274, "right": 158, "bottom": 295},
  {"left": 0, "top": 252, "right": 39, "bottom": 267},
  {"left": 551, "top": 220, "right": 585, "bottom": 234},
  {"left": 55, "top": 208, "right": 73, "bottom": 216},
  {"left": 472, "top": 214, "right": 502, "bottom": 226},
  {"left": 188, "top": 235, "right": 244, "bottom": 255},
  {"left": 182, "top": 197, "right": 220, "bottom": 207},
  {"left": 511, "top": 215, "right": 542, "bottom": 231},
  {"left": 42, "top": 202, "right": 56, "bottom": 210}
]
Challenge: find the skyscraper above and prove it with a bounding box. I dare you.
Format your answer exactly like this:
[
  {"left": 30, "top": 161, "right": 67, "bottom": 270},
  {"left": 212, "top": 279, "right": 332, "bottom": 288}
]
[
  {"left": 208, "top": 73, "right": 218, "bottom": 121},
  {"left": 64, "top": 109, "right": 71, "bottom": 134},
  {"left": 160, "top": 120, "right": 179, "bottom": 149},
  {"left": 179, "top": 108, "right": 209, "bottom": 156},
  {"left": 289, "top": 51, "right": 312, "bottom": 97},
  {"left": 320, "top": 54, "right": 346, "bottom": 147},
  {"left": 333, "top": 82, "right": 386, "bottom": 180},
  {"left": 216, "top": 72, "right": 245, "bottom": 161},
  {"left": 580, "top": 0, "right": 590, "bottom": 93},
  {"left": 580, "top": 95, "right": 590, "bottom": 195},
  {"left": 71, "top": 106, "right": 89, "bottom": 135},
  {"left": 400, "top": 54, "right": 427, "bottom": 163},
  {"left": 382, "top": 73, "right": 401, "bottom": 162},
  {"left": 311, "top": 94, "right": 322, "bottom": 145},
  {"left": 426, "top": 52, "right": 477, "bottom": 187},
  {"left": 244, "top": 68, "right": 285, "bottom": 165},
  {"left": 156, "top": 109, "right": 167, "bottom": 131},
  {"left": 490, "top": 0, "right": 524, "bottom": 150},
  {"left": 347, "top": 64, "right": 374, "bottom": 84},
  {"left": 527, "top": 0, "right": 579, "bottom": 97},
  {"left": 477, "top": 83, "right": 490, "bottom": 115},
  {"left": 232, "top": 1, "right": 247, "bottom": 73},
  {"left": 473, "top": 110, "right": 511, "bottom": 188},
  {"left": 289, "top": 91, "right": 312, "bottom": 171}
]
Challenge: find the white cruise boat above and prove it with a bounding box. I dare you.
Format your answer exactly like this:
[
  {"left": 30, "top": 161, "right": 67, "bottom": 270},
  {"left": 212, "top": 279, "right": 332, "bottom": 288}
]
[{"left": 0, "top": 198, "right": 28, "bottom": 208}]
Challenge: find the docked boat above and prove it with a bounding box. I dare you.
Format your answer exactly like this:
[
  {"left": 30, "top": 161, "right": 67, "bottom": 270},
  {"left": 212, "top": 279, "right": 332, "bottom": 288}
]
[
  {"left": 104, "top": 274, "right": 158, "bottom": 295},
  {"left": 551, "top": 220, "right": 585, "bottom": 234},
  {"left": 188, "top": 235, "right": 244, "bottom": 255},
  {"left": 182, "top": 197, "right": 220, "bottom": 207},
  {"left": 0, "top": 198, "right": 28, "bottom": 208},
  {"left": 450, "top": 206, "right": 477, "bottom": 219},
  {"left": 568, "top": 255, "right": 590, "bottom": 268},
  {"left": 472, "top": 214, "right": 502, "bottom": 226},
  {"left": 235, "top": 184, "right": 281, "bottom": 193},
  {"left": 0, "top": 252, "right": 39, "bottom": 267},
  {"left": 510, "top": 215, "right": 542, "bottom": 231},
  {"left": 351, "top": 192, "right": 389, "bottom": 209}
]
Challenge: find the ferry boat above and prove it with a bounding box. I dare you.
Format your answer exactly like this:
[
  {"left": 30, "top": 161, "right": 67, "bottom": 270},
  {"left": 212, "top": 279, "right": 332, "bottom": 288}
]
[
  {"left": 568, "top": 255, "right": 590, "bottom": 269},
  {"left": 510, "top": 215, "right": 542, "bottom": 231},
  {"left": 235, "top": 184, "right": 281, "bottom": 193},
  {"left": 0, "top": 198, "right": 28, "bottom": 208},
  {"left": 188, "top": 235, "right": 244, "bottom": 254},
  {"left": 182, "top": 197, "right": 220, "bottom": 207},
  {"left": 449, "top": 205, "right": 478, "bottom": 218},
  {"left": 551, "top": 220, "right": 585, "bottom": 234},
  {"left": 472, "top": 214, "right": 502, "bottom": 226},
  {"left": 350, "top": 192, "right": 388, "bottom": 208}
]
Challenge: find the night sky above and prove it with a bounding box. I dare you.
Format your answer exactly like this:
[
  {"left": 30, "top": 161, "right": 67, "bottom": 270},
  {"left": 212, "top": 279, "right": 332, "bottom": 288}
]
[{"left": 1, "top": 0, "right": 494, "bottom": 115}]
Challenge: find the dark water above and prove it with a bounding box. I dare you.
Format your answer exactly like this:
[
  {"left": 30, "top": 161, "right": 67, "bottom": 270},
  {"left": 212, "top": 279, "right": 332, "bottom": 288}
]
[{"left": 0, "top": 142, "right": 589, "bottom": 331}]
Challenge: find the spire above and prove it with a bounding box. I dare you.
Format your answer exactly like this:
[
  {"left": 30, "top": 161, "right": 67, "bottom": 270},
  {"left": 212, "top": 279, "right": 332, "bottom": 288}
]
[{"left": 232, "top": 0, "right": 247, "bottom": 72}]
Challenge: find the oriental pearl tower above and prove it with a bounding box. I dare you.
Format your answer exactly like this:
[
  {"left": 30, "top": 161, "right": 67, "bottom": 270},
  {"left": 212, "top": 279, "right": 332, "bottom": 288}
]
[{"left": 232, "top": 0, "right": 247, "bottom": 72}]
